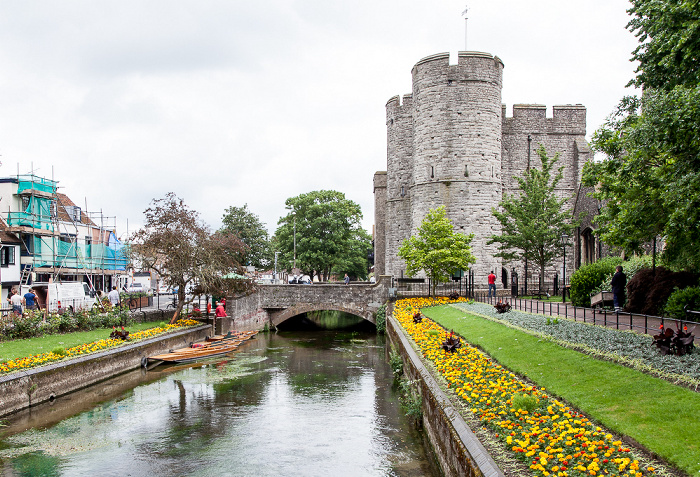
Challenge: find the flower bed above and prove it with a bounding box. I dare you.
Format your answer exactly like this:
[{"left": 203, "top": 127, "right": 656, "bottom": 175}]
[
  {"left": 0, "top": 319, "right": 200, "bottom": 375},
  {"left": 394, "top": 298, "right": 656, "bottom": 477},
  {"left": 454, "top": 302, "right": 700, "bottom": 388}
]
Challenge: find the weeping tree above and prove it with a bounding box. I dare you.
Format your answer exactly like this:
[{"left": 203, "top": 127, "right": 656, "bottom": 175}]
[{"left": 131, "top": 193, "right": 251, "bottom": 323}]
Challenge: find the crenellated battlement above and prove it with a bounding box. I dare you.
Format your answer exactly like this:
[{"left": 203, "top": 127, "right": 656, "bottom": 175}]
[
  {"left": 376, "top": 50, "right": 589, "bottom": 282},
  {"left": 503, "top": 103, "right": 586, "bottom": 135},
  {"left": 411, "top": 51, "right": 503, "bottom": 90}
]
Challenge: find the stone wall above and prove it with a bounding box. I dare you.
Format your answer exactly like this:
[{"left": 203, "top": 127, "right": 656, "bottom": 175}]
[
  {"left": 0, "top": 325, "right": 211, "bottom": 418},
  {"left": 387, "top": 312, "right": 504, "bottom": 477},
  {"left": 375, "top": 51, "right": 591, "bottom": 289}
]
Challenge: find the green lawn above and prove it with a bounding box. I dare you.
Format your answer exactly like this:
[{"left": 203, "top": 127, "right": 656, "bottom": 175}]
[
  {"left": 0, "top": 321, "right": 168, "bottom": 362},
  {"left": 422, "top": 304, "right": 700, "bottom": 476}
]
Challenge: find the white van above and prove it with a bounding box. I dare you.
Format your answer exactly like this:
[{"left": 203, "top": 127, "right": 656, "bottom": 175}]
[{"left": 23, "top": 282, "right": 97, "bottom": 313}]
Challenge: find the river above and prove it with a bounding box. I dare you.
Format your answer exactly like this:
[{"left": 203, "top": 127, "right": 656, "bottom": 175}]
[{"left": 0, "top": 314, "right": 439, "bottom": 477}]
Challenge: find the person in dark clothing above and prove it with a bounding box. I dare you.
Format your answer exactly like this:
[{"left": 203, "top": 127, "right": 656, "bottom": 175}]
[{"left": 611, "top": 265, "right": 627, "bottom": 312}]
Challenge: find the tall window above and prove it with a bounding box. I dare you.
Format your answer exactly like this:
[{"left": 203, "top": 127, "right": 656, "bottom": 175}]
[
  {"left": 21, "top": 196, "right": 30, "bottom": 212},
  {"left": 1, "top": 246, "right": 15, "bottom": 267},
  {"left": 582, "top": 228, "right": 595, "bottom": 265}
]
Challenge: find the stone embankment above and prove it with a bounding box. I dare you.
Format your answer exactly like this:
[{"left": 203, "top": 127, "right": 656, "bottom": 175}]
[
  {"left": 0, "top": 325, "right": 210, "bottom": 418},
  {"left": 387, "top": 312, "right": 504, "bottom": 477}
]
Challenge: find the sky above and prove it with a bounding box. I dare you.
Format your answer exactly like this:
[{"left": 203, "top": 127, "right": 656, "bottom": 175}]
[{"left": 0, "top": 0, "right": 640, "bottom": 239}]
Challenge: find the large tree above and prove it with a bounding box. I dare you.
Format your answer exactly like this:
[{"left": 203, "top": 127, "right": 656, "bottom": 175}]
[
  {"left": 584, "top": 0, "right": 700, "bottom": 270},
  {"left": 219, "top": 204, "right": 273, "bottom": 269},
  {"left": 131, "top": 193, "right": 250, "bottom": 323},
  {"left": 398, "top": 206, "right": 476, "bottom": 294},
  {"left": 489, "top": 145, "right": 577, "bottom": 290},
  {"left": 274, "top": 190, "right": 371, "bottom": 281}
]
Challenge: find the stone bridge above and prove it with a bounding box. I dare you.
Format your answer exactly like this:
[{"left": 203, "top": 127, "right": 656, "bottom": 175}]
[{"left": 228, "top": 276, "right": 391, "bottom": 331}]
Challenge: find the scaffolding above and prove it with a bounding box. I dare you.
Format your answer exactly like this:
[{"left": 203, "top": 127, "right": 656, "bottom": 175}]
[{"left": 5, "top": 173, "right": 128, "bottom": 291}]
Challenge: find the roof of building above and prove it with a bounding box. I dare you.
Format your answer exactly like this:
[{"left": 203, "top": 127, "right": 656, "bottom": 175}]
[
  {"left": 55, "top": 193, "right": 97, "bottom": 227},
  {"left": 0, "top": 219, "right": 22, "bottom": 244}
]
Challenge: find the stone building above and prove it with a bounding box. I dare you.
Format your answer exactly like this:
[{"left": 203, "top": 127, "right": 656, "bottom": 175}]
[{"left": 373, "top": 51, "right": 592, "bottom": 289}]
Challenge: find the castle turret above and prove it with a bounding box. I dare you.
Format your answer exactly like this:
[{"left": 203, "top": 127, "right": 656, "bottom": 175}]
[{"left": 408, "top": 52, "right": 504, "bottom": 278}]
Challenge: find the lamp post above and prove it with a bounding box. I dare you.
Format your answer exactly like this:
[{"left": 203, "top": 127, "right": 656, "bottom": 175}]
[
  {"left": 561, "top": 232, "right": 569, "bottom": 303},
  {"left": 274, "top": 251, "right": 280, "bottom": 283}
]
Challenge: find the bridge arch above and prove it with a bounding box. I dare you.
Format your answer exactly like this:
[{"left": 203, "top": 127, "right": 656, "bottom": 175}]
[{"left": 269, "top": 303, "right": 375, "bottom": 328}]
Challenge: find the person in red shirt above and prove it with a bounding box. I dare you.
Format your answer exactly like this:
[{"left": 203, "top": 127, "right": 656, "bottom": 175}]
[
  {"left": 215, "top": 301, "right": 227, "bottom": 317},
  {"left": 487, "top": 271, "right": 496, "bottom": 298}
]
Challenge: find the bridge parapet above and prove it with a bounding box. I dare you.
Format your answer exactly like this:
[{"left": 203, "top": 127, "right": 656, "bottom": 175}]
[{"left": 229, "top": 276, "right": 392, "bottom": 331}]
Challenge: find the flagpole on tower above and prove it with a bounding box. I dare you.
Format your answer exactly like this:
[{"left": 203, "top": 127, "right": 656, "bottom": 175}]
[{"left": 461, "top": 5, "right": 469, "bottom": 51}]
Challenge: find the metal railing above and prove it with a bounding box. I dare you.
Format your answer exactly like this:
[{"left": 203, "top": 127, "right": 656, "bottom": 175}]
[{"left": 473, "top": 292, "right": 699, "bottom": 344}]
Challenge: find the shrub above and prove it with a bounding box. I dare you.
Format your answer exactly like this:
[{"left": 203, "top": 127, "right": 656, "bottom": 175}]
[
  {"left": 51, "top": 347, "right": 67, "bottom": 356},
  {"left": 389, "top": 350, "right": 404, "bottom": 378},
  {"left": 590, "top": 255, "right": 653, "bottom": 297},
  {"left": 569, "top": 257, "right": 622, "bottom": 307},
  {"left": 664, "top": 286, "right": 700, "bottom": 321},
  {"left": 511, "top": 393, "right": 540, "bottom": 413},
  {"left": 626, "top": 267, "right": 699, "bottom": 316},
  {"left": 4, "top": 312, "right": 43, "bottom": 340},
  {"left": 375, "top": 304, "right": 386, "bottom": 334}
]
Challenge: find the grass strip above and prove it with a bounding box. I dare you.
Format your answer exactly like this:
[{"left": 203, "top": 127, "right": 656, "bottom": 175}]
[
  {"left": 0, "top": 321, "right": 173, "bottom": 362},
  {"left": 422, "top": 304, "right": 700, "bottom": 475}
]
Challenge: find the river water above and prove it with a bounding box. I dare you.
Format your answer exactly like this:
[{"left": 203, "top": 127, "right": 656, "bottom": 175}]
[{"left": 0, "top": 316, "right": 439, "bottom": 477}]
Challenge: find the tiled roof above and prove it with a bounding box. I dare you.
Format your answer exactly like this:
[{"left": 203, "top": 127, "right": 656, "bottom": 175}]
[{"left": 55, "top": 193, "right": 96, "bottom": 226}]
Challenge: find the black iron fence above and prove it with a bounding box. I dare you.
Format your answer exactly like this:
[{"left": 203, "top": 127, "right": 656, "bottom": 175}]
[{"left": 473, "top": 292, "right": 699, "bottom": 344}]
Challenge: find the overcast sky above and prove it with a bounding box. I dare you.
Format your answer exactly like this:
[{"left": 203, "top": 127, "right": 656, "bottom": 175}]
[{"left": 0, "top": 0, "right": 639, "bottom": 238}]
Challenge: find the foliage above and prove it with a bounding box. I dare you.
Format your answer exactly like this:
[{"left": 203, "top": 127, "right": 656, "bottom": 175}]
[
  {"left": 131, "top": 193, "right": 251, "bottom": 323},
  {"left": 397, "top": 378, "right": 422, "bottom": 423},
  {"left": 389, "top": 349, "right": 403, "bottom": 378},
  {"left": 395, "top": 298, "right": 664, "bottom": 475},
  {"left": 398, "top": 206, "right": 476, "bottom": 294},
  {"left": 511, "top": 393, "right": 540, "bottom": 413},
  {"left": 0, "top": 319, "right": 201, "bottom": 375},
  {"left": 453, "top": 301, "right": 700, "bottom": 386},
  {"left": 219, "top": 203, "right": 273, "bottom": 269},
  {"left": 569, "top": 257, "right": 622, "bottom": 307},
  {"left": 0, "top": 308, "right": 132, "bottom": 341},
  {"left": 586, "top": 1, "right": 700, "bottom": 270},
  {"left": 489, "top": 145, "right": 577, "bottom": 289},
  {"left": 274, "top": 190, "right": 372, "bottom": 281},
  {"left": 626, "top": 0, "right": 700, "bottom": 90},
  {"left": 626, "top": 267, "right": 699, "bottom": 316},
  {"left": 375, "top": 303, "right": 386, "bottom": 334},
  {"left": 590, "top": 255, "right": 653, "bottom": 297},
  {"left": 665, "top": 286, "right": 700, "bottom": 322}
]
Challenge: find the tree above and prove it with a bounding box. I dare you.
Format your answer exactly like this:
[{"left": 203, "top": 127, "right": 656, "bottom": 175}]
[
  {"left": 584, "top": 0, "right": 700, "bottom": 270},
  {"left": 274, "top": 190, "right": 372, "bottom": 281},
  {"left": 131, "top": 193, "right": 250, "bottom": 323},
  {"left": 489, "top": 145, "right": 577, "bottom": 290},
  {"left": 398, "top": 206, "right": 476, "bottom": 294},
  {"left": 219, "top": 204, "right": 273, "bottom": 269}
]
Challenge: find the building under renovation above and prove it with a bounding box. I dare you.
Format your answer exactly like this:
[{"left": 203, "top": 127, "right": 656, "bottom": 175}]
[{"left": 0, "top": 173, "right": 128, "bottom": 298}]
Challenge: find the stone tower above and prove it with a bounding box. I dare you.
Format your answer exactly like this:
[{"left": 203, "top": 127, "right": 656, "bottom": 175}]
[{"left": 374, "top": 51, "right": 591, "bottom": 287}]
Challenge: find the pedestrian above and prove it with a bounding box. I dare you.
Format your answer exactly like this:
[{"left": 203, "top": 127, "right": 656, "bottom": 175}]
[
  {"left": 108, "top": 286, "right": 121, "bottom": 307},
  {"left": 487, "top": 271, "right": 496, "bottom": 298},
  {"left": 10, "top": 289, "right": 23, "bottom": 315},
  {"left": 344, "top": 273, "right": 350, "bottom": 285},
  {"left": 23, "top": 287, "right": 38, "bottom": 311},
  {"left": 611, "top": 265, "right": 627, "bottom": 312},
  {"left": 215, "top": 302, "right": 227, "bottom": 317}
]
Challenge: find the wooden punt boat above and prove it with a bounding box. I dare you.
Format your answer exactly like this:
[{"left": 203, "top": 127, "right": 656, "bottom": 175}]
[{"left": 146, "top": 330, "right": 259, "bottom": 366}]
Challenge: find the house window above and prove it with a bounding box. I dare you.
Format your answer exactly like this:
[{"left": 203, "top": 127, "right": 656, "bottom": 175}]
[
  {"left": 21, "top": 196, "right": 30, "bottom": 212},
  {"left": 50, "top": 201, "right": 57, "bottom": 218},
  {"left": 1, "top": 246, "right": 15, "bottom": 267},
  {"left": 85, "top": 236, "right": 92, "bottom": 257},
  {"left": 63, "top": 205, "right": 81, "bottom": 222}
]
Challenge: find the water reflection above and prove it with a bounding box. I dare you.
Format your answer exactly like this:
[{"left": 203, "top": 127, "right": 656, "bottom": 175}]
[{"left": 0, "top": 320, "right": 437, "bottom": 477}]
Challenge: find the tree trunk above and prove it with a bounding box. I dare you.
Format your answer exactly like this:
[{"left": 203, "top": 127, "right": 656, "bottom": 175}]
[{"left": 170, "top": 289, "right": 187, "bottom": 324}]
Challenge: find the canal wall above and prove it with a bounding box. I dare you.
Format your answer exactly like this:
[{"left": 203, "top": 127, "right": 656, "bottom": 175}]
[
  {"left": 0, "top": 325, "right": 211, "bottom": 419},
  {"left": 387, "top": 313, "right": 504, "bottom": 477}
]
